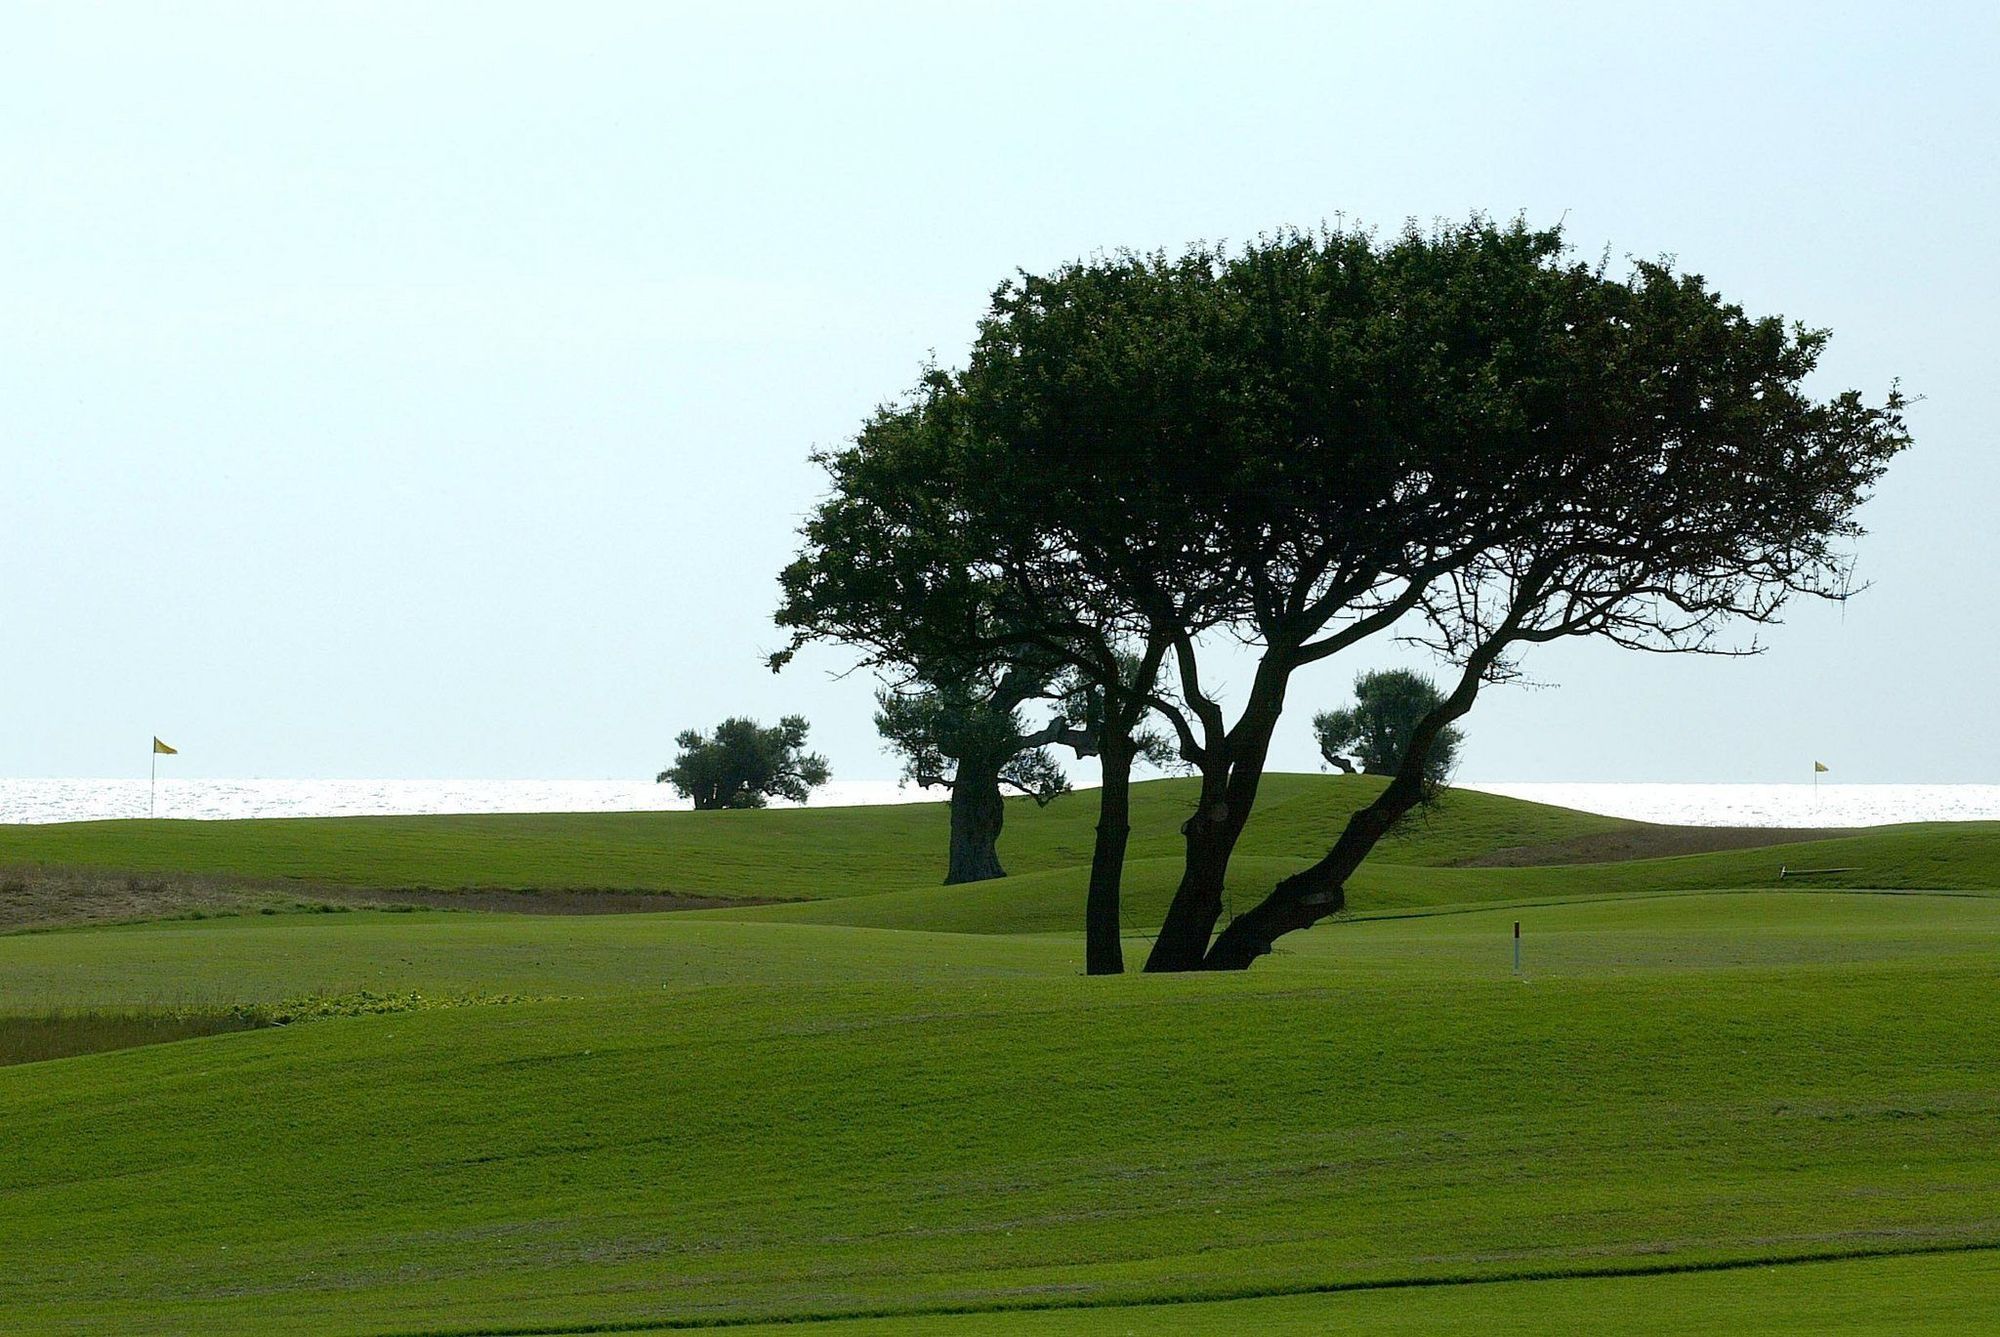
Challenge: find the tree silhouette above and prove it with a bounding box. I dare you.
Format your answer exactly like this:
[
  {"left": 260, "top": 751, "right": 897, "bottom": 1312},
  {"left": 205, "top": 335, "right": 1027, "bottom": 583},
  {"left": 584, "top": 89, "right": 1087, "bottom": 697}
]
[{"left": 658, "top": 716, "right": 829, "bottom": 810}]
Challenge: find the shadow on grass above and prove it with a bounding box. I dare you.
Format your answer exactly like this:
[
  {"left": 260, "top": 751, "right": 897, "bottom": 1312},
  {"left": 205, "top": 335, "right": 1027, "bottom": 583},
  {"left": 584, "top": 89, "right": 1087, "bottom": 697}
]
[
  {"left": 0, "top": 1009, "right": 266, "bottom": 1066},
  {"left": 1, "top": 863, "right": 796, "bottom": 935}
]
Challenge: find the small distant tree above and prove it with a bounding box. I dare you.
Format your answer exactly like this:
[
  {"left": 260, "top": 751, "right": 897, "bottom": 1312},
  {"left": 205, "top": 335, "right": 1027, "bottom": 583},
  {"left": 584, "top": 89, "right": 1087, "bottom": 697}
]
[
  {"left": 658, "top": 715, "right": 830, "bottom": 810},
  {"left": 1313, "top": 669, "right": 1463, "bottom": 788}
]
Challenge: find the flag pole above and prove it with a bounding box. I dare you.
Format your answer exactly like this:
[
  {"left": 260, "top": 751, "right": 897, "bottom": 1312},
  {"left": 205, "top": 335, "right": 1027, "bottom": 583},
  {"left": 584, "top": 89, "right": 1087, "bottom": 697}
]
[{"left": 150, "top": 742, "right": 156, "bottom": 818}]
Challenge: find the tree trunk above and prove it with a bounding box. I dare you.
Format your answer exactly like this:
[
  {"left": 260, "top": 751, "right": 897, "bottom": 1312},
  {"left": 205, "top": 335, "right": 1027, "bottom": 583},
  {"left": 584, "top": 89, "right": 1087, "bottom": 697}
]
[
  {"left": 944, "top": 767, "right": 1008, "bottom": 884},
  {"left": 1142, "top": 798, "right": 1239, "bottom": 971},
  {"left": 1202, "top": 653, "right": 1494, "bottom": 968},
  {"left": 1199, "top": 796, "right": 1401, "bottom": 968},
  {"left": 1142, "top": 670, "right": 1290, "bottom": 972},
  {"left": 1084, "top": 735, "right": 1135, "bottom": 975}
]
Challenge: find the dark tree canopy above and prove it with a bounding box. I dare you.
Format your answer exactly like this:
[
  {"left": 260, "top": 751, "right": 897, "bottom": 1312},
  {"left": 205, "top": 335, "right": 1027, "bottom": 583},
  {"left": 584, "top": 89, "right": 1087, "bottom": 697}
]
[
  {"left": 1201, "top": 252, "right": 1910, "bottom": 969},
  {"left": 657, "top": 716, "right": 830, "bottom": 811},
  {"left": 1314, "top": 669, "right": 1463, "bottom": 786},
  {"left": 945, "top": 222, "right": 1637, "bottom": 970}
]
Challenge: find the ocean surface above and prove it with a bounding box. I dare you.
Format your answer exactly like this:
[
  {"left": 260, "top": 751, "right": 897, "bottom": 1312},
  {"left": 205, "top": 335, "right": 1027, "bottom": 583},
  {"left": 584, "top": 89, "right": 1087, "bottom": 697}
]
[
  {"left": 3, "top": 778, "right": 1998, "bottom": 828},
  {"left": 0, "top": 779, "right": 918, "bottom": 825}
]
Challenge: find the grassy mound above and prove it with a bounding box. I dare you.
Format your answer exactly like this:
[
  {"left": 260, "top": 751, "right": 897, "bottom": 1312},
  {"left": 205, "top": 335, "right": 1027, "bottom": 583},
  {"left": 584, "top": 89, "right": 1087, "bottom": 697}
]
[
  {"left": 0, "top": 776, "right": 1635, "bottom": 902},
  {"left": 712, "top": 822, "right": 2000, "bottom": 937},
  {"left": 12, "top": 775, "right": 1990, "bottom": 942}
]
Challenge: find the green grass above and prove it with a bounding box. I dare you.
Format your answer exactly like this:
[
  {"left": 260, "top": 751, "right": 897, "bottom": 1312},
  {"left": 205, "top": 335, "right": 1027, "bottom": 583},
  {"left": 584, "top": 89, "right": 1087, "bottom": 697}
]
[
  {"left": 706, "top": 836, "right": 2000, "bottom": 938},
  {"left": 0, "top": 912, "right": 1082, "bottom": 1007},
  {"left": 4, "top": 777, "right": 1998, "bottom": 1333},
  {"left": 711, "top": 1250, "right": 2000, "bottom": 1335},
  {"left": 4, "top": 893, "right": 2000, "bottom": 1333}
]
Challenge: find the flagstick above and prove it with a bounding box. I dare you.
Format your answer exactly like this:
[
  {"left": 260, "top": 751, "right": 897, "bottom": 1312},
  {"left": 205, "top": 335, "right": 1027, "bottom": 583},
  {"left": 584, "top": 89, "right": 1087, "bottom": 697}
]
[{"left": 150, "top": 744, "right": 156, "bottom": 819}]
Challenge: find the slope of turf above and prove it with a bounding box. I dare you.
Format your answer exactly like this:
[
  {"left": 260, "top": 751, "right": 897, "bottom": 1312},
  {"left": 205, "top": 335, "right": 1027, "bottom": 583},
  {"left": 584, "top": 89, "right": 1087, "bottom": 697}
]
[
  {"left": 707, "top": 824, "right": 2000, "bottom": 937},
  {"left": 0, "top": 912, "right": 1081, "bottom": 1008},
  {"left": 0, "top": 776, "right": 1638, "bottom": 901},
  {"left": 714, "top": 1250, "right": 2000, "bottom": 1336},
  {"left": 4, "top": 890, "right": 1996, "bottom": 1006},
  {"left": 4, "top": 892, "right": 1999, "bottom": 1334}
]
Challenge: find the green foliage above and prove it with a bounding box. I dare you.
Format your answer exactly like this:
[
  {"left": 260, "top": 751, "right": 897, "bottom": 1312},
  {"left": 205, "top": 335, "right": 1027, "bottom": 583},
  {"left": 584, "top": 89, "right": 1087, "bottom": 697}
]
[
  {"left": 1313, "top": 669, "right": 1463, "bottom": 785},
  {"left": 658, "top": 714, "right": 830, "bottom": 809},
  {"left": 783, "top": 215, "right": 1910, "bottom": 966},
  {"left": 875, "top": 680, "right": 1071, "bottom": 803}
]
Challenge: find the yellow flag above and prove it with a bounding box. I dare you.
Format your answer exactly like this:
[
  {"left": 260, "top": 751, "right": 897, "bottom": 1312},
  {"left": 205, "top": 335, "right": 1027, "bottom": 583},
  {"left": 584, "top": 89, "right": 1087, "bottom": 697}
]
[
  {"left": 1813, "top": 761, "right": 1829, "bottom": 773},
  {"left": 153, "top": 737, "right": 177, "bottom": 755}
]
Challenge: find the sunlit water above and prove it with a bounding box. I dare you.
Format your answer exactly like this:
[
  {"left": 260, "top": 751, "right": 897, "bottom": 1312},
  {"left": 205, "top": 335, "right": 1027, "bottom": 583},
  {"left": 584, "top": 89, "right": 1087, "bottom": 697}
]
[
  {"left": 1459, "top": 783, "right": 2000, "bottom": 828},
  {"left": 0, "top": 779, "right": 920, "bottom": 824},
  {"left": 4, "top": 778, "right": 1998, "bottom": 828}
]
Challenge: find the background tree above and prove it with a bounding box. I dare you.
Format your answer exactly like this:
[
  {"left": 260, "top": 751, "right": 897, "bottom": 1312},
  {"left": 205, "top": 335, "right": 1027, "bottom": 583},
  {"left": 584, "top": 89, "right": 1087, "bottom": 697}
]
[
  {"left": 874, "top": 668, "right": 1087, "bottom": 884},
  {"left": 657, "top": 716, "right": 830, "bottom": 810},
  {"left": 1313, "top": 669, "right": 1462, "bottom": 787}
]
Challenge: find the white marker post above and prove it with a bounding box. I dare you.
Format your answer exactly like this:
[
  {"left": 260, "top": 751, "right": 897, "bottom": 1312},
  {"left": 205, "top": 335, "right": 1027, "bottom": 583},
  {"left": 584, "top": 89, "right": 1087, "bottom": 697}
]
[{"left": 1513, "top": 920, "right": 1521, "bottom": 976}]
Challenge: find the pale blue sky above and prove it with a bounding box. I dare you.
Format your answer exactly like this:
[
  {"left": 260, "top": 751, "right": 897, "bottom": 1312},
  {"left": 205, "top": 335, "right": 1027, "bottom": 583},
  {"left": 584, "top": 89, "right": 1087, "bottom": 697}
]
[{"left": 3, "top": 1, "right": 1995, "bottom": 783}]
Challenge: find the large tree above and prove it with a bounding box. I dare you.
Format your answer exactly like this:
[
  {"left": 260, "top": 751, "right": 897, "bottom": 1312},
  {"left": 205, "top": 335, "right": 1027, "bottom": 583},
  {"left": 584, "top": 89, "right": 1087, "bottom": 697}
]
[
  {"left": 657, "top": 716, "right": 830, "bottom": 810},
  {"left": 952, "top": 224, "right": 1905, "bottom": 970},
  {"left": 958, "top": 222, "right": 1601, "bottom": 970},
  {"left": 783, "top": 217, "right": 1907, "bottom": 974}
]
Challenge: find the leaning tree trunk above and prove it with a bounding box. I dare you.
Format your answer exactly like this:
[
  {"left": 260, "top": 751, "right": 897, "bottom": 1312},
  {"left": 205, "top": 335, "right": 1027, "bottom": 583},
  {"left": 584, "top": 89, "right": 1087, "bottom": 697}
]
[
  {"left": 1141, "top": 787, "right": 1240, "bottom": 971},
  {"left": 944, "top": 767, "right": 1008, "bottom": 884},
  {"left": 1084, "top": 733, "right": 1136, "bottom": 975},
  {"left": 1199, "top": 791, "right": 1400, "bottom": 968},
  {"left": 1143, "top": 679, "right": 1289, "bottom": 973},
  {"left": 1202, "top": 653, "right": 1493, "bottom": 969}
]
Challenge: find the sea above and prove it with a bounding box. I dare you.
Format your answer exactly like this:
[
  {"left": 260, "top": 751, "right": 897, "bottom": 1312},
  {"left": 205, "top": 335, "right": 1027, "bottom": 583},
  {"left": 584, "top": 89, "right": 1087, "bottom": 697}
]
[{"left": 3, "top": 778, "right": 1998, "bottom": 828}]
